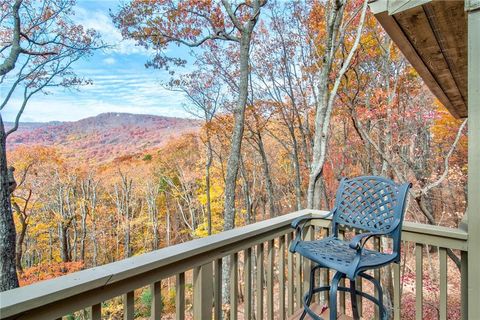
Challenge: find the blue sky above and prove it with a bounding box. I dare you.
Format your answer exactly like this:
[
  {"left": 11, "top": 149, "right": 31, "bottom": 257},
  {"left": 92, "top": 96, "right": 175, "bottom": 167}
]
[{"left": 2, "top": 0, "right": 193, "bottom": 122}]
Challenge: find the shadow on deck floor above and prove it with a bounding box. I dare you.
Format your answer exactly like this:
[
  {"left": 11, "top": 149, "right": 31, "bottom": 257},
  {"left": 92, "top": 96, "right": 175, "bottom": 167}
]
[{"left": 288, "top": 304, "right": 354, "bottom": 320}]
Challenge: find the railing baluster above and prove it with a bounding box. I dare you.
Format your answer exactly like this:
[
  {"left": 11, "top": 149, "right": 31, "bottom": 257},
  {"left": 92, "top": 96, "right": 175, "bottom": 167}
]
[
  {"left": 176, "top": 273, "right": 185, "bottom": 320},
  {"left": 151, "top": 281, "right": 162, "bottom": 320},
  {"left": 256, "top": 243, "right": 264, "bottom": 320},
  {"left": 374, "top": 237, "right": 381, "bottom": 320},
  {"left": 214, "top": 259, "right": 222, "bottom": 320},
  {"left": 321, "top": 228, "right": 330, "bottom": 304},
  {"left": 439, "top": 247, "right": 447, "bottom": 320},
  {"left": 338, "top": 230, "right": 346, "bottom": 314},
  {"left": 393, "top": 262, "right": 401, "bottom": 320},
  {"left": 244, "top": 248, "right": 252, "bottom": 320},
  {"left": 279, "top": 235, "right": 286, "bottom": 320},
  {"left": 124, "top": 291, "right": 134, "bottom": 320},
  {"left": 415, "top": 243, "right": 423, "bottom": 320},
  {"left": 91, "top": 304, "right": 101, "bottom": 320},
  {"left": 267, "top": 239, "right": 274, "bottom": 320},
  {"left": 355, "top": 230, "right": 363, "bottom": 317},
  {"left": 295, "top": 248, "right": 302, "bottom": 308},
  {"left": 303, "top": 226, "right": 314, "bottom": 306},
  {"left": 230, "top": 253, "right": 238, "bottom": 320},
  {"left": 461, "top": 250, "right": 468, "bottom": 320},
  {"left": 193, "top": 262, "right": 213, "bottom": 320},
  {"left": 287, "top": 233, "right": 294, "bottom": 316}
]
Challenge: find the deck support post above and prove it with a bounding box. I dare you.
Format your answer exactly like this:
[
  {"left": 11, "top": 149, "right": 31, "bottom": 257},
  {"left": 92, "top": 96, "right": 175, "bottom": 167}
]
[{"left": 467, "top": 2, "right": 480, "bottom": 319}]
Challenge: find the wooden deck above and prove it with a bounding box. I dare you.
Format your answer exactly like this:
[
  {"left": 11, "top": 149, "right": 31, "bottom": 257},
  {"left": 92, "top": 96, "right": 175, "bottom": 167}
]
[{"left": 288, "top": 304, "right": 353, "bottom": 320}]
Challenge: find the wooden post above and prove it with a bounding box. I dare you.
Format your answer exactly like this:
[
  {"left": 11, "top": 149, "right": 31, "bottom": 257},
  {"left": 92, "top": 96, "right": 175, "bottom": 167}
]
[
  {"left": 374, "top": 237, "right": 381, "bottom": 320},
  {"left": 393, "top": 263, "right": 400, "bottom": 320},
  {"left": 415, "top": 244, "right": 423, "bottom": 320},
  {"left": 461, "top": 251, "right": 468, "bottom": 320},
  {"left": 193, "top": 262, "right": 213, "bottom": 320},
  {"left": 91, "top": 304, "right": 101, "bottom": 320},
  {"left": 303, "top": 226, "right": 314, "bottom": 300},
  {"left": 267, "top": 240, "right": 274, "bottom": 320},
  {"left": 230, "top": 253, "right": 238, "bottom": 320},
  {"left": 287, "top": 233, "right": 294, "bottom": 316},
  {"left": 151, "top": 281, "right": 162, "bottom": 320},
  {"left": 176, "top": 273, "right": 185, "bottom": 320},
  {"left": 256, "top": 243, "right": 264, "bottom": 320},
  {"left": 467, "top": 2, "right": 480, "bottom": 319},
  {"left": 279, "top": 236, "right": 286, "bottom": 320},
  {"left": 123, "top": 291, "right": 134, "bottom": 320},
  {"left": 214, "top": 259, "right": 222, "bottom": 320},
  {"left": 439, "top": 248, "right": 448, "bottom": 320},
  {"left": 244, "top": 249, "right": 252, "bottom": 320}
]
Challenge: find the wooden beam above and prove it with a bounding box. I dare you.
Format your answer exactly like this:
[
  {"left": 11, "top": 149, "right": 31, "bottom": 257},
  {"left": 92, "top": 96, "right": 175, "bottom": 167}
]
[
  {"left": 369, "top": 0, "right": 467, "bottom": 118},
  {"left": 467, "top": 5, "right": 480, "bottom": 320},
  {"left": 388, "top": 0, "right": 431, "bottom": 15}
]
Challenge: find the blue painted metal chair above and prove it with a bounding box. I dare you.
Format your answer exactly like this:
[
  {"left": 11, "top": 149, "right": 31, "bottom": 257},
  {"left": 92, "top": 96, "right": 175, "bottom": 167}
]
[{"left": 290, "top": 176, "right": 411, "bottom": 320}]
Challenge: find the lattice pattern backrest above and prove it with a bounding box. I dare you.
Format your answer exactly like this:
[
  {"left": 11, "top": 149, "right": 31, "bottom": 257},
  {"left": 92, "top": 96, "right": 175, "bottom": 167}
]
[{"left": 333, "top": 177, "right": 402, "bottom": 233}]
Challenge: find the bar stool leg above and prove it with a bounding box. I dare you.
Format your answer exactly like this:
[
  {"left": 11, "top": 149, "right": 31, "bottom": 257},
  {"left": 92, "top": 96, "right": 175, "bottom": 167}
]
[
  {"left": 350, "top": 279, "right": 360, "bottom": 320},
  {"left": 329, "top": 271, "right": 343, "bottom": 320},
  {"left": 300, "top": 266, "right": 317, "bottom": 320}
]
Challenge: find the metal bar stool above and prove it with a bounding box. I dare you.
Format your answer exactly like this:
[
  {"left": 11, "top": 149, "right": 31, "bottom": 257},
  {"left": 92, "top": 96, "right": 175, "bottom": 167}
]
[{"left": 290, "top": 176, "right": 411, "bottom": 320}]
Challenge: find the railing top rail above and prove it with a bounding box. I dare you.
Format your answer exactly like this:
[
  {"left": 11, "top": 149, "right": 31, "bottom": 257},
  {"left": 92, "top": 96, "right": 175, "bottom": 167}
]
[
  {"left": 309, "top": 212, "right": 468, "bottom": 249},
  {"left": 0, "top": 209, "right": 316, "bottom": 319},
  {"left": 402, "top": 220, "right": 468, "bottom": 240},
  {"left": 310, "top": 212, "right": 468, "bottom": 239}
]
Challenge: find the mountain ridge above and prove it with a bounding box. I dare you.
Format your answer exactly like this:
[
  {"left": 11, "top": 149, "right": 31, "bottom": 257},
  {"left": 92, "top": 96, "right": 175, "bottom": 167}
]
[{"left": 6, "top": 112, "right": 200, "bottom": 163}]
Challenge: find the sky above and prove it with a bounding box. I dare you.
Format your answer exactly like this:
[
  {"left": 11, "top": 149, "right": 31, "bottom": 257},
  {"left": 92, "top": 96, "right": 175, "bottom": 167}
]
[{"left": 2, "top": 0, "right": 193, "bottom": 123}]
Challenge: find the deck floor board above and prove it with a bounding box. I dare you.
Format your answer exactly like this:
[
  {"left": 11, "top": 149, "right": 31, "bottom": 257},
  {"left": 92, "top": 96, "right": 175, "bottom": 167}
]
[{"left": 288, "top": 304, "right": 353, "bottom": 320}]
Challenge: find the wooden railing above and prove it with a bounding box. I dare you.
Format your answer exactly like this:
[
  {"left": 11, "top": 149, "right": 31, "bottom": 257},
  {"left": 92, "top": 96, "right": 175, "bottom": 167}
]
[{"left": 0, "top": 210, "right": 468, "bottom": 320}]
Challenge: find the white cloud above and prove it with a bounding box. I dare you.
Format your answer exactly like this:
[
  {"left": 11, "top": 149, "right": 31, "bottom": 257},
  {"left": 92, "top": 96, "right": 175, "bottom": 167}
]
[
  {"left": 103, "top": 57, "right": 116, "bottom": 65},
  {"left": 1, "top": 72, "right": 191, "bottom": 123},
  {"left": 3, "top": 94, "right": 190, "bottom": 123},
  {"left": 74, "top": 7, "right": 150, "bottom": 55}
]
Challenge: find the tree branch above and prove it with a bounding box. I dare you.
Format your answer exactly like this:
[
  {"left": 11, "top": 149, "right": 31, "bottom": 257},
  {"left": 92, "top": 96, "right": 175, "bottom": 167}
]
[{"left": 420, "top": 119, "right": 467, "bottom": 195}]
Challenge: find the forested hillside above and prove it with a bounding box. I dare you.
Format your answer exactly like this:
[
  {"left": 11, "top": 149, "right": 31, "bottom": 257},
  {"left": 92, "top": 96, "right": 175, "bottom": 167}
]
[{"left": 6, "top": 113, "right": 199, "bottom": 163}]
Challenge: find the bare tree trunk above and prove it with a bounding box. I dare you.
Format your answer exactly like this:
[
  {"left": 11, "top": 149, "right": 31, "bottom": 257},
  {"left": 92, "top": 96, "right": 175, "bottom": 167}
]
[
  {"left": 206, "top": 138, "right": 213, "bottom": 235},
  {"left": 239, "top": 156, "right": 252, "bottom": 224},
  {"left": 146, "top": 182, "right": 160, "bottom": 250},
  {"left": 255, "top": 131, "right": 276, "bottom": 218},
  {"left": 291, "top": 142, "right": 303, "bottom": 211},
  {"left": 0, "top": 116, "right": 19, "bottom": 291},
  {"left": 114, "top": 173, "right": 135, "bottom": 259},
  {"left": 307, "top": 0, "right": 368, "bottom": 209},
  {"left": 223, "top": 33, "right": 252, "bottom": 231},
  {"left": 308, "top": 0, "right": 346, "bottom": 208},
  {"left": 48, "top": 228, "right": 53, "bottom": 263},
  {"left": 79, "top": 208, "right": 87, "bottom": 262},
  {"left": 59, "top": 224, "right": 70, "bottom": 263},
  {"left": 71, "top": 218, "right": 78, "bottom": 261},
  {"left": 12, "top": 196, "right": 29, "bottom": 273},
  {"left": 15, "top": 217, "right": 26, "bottom": 273},
  {"left": 222, "top": 25, "right": 255, "bottom": 307}
]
